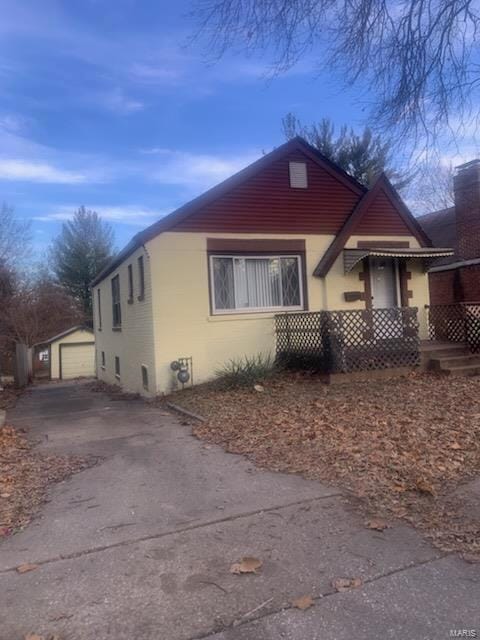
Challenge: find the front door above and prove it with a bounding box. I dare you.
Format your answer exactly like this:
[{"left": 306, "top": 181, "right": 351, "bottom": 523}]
[
  {"left": 369, "top": 257, "right": 402, "bottom": 339},
  {"left": 370, "top": 257, "right": 399, "bottom": 309}
]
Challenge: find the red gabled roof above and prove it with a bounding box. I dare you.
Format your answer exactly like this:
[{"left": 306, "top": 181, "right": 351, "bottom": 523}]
[
  {"left": 92, "top": 137, "right": 365, "bottom": 286},
  {"left": 314, "top": 174, "right": 433, "bottom": 277},
  {"left": 142, "top": 137, "right": 364, "bottom": 238}
]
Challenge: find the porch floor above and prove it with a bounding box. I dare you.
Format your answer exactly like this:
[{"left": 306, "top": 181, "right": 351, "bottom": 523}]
[{"left": 419, "top": 339, "right": 467, "bottom": 351}]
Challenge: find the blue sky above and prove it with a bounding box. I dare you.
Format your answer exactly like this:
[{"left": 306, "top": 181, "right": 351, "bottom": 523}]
[{"left": 0, "top": 0, "right": 477, "bottom": 259}]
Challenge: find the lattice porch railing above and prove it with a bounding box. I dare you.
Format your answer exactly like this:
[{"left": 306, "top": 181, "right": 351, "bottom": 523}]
[
  {"left": 275, "top": 307, "right": 420, "bottom": 374},
  {"left": 427, "top": 303, "right": 480, "bottom": 352}
]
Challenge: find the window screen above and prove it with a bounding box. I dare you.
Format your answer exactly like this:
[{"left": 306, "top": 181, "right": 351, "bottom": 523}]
[
  {"left": 141, "top": 365, "right": 148, "bottom": 390},
  {"left": 128, "top": 264, "right": 134, "bottom": 301},
  {"left": 211, "top": 255, "right": 303, "bottom": 313},
  {"left": 111, "top": 275, "right": 121, "bottom": 327},
  {"left": 289, "top": 161, "right": 308, "bottom": 188}
]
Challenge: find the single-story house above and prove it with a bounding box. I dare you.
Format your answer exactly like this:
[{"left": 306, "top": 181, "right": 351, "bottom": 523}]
[
  {"left": 91, "top": 137, "right": 452, "bottom": 396},
  {"left": 418, "top": 159, "right": 480, "bottom": 305},
  {"left": 39, "top": 326, "right": 95, "bottom": 380}
]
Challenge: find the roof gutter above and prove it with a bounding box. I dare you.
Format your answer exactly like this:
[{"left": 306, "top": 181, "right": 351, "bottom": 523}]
[{"left": 429, "top": 256, "right": 480, "bottom": 273}]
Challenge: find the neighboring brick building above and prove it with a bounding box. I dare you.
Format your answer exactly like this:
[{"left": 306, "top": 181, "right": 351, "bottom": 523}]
[{"left": 418, "top": 160, "right": 480, "bottom": 305}]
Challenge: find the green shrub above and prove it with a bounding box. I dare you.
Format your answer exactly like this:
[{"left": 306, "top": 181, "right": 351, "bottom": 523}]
[{"left": 214, "top": 353, "right": 277, "bottom": 389}]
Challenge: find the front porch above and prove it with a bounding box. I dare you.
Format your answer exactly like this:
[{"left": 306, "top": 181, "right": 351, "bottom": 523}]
[{"left": 275, "top": 302, "right": 480, "bottom": 376}]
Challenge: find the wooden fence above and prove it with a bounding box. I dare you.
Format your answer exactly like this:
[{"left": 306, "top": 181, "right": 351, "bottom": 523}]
[
  {"left": 275, "top": 307, "right": 420, "bottom": 374},
  {"left": 427, "top": 303, "right": 480, "bottom": 352},
  {"left": 14, "top": 343, "right": 32, "bottom": 387}
]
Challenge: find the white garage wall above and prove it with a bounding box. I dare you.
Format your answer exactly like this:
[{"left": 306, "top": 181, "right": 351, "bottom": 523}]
[
  {"left": 50, "top": 329, "right": 95, "bottom": 379},
  {"left": 60, "top": 343, "right": 96, "bottom": 379}
]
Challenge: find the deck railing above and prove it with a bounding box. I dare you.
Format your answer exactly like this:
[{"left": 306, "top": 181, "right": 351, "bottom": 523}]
[
  {"left": 426, "top": 303, "right": 480, "bottom": 352},
  {"left": 275, "top": 307, "right": 419, "bottom": 374}
]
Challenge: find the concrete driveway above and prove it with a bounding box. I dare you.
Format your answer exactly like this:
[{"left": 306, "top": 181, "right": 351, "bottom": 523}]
[{"left": 0, "top": 382, "right": 478, "bottom": 639}]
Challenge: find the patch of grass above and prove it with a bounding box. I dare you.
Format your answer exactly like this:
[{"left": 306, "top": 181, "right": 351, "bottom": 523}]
[{"left": 214, "top": 353, "right": 277, "bottom": 389}]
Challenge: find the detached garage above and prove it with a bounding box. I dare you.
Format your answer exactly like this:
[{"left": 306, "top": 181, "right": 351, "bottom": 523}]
[{"left": 44, "top": 326, "right": 95, "bottom": 380}]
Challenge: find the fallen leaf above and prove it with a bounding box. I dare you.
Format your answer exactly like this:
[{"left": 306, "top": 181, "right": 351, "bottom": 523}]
[
  {"left": 462, "top": 553, "right": 480, "bottom": 564},
  {"left": 184, "top": 373, "right": 480, "bottom": 559},
  {"left": 17, "top": 563, "right": 39, "bottom": 574},
  {"left": 365, "top": 518, "right": 390, "bottom": 531},
  {"left": 230, "top": 557, "right": 263, "bottom": 574},
  {"left": 292, "top": 595, "right": 314, "bottom": 610},
  {"left": 253, "top": 384, "right": 264, "bottom": 393},
  {"left": 0, "top": 423, "right": 92, "bottom": 536},
  {"left": 332, "top": 577, "right": 363, "bottom": 592},
  {"left": 415, "top": 479, "right": 435, "bottom": 495},
  {"left": 24, "top": 634, "right": 44, "bottom": 640}
]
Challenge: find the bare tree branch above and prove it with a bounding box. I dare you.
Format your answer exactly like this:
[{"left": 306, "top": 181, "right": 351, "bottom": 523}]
[
  {"left": 406, "top": 160, "right": 455, "bottom": 214},
  {"left": 191, "top": 0, "right": 480, "bottom": 144},
  {"left": 0, "top": 203, "right": 31, "bottom": 270},
  {"left": 0, "top": 273, "right": 85, "bottom": 348}
]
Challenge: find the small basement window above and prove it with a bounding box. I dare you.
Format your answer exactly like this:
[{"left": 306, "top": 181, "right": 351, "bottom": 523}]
[
  {"left": 101, "top": 351, "right": 106, "bottom": 368},
  {"left": 115, "top": 356, "right": 120, "bottom": 378},
  {"left": 141, "top": 365, "right": 149, "bottom": 390},
  {"left": 289, "top": 161, "right": 308, "bottom": 188}
]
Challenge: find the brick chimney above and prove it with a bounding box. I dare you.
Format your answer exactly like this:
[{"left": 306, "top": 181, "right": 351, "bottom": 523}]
[{"left": 454, "top": 159, "right": 480, "bottom": 260}]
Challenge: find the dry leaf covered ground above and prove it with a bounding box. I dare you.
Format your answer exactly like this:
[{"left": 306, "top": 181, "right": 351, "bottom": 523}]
[
  {"left": 173, "top": 372, "right": 480, "bottom": 557},
  {"left": 0, "top": 385, "right": 23, "bottom": 411},
  {"left": 0, "top": 424, "right": 93, "bottom": 538}
]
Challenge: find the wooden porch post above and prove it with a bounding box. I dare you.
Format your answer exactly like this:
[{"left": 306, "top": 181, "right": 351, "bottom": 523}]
[{"left": 399, "top": 261, "right": 412, "bottom": 307}]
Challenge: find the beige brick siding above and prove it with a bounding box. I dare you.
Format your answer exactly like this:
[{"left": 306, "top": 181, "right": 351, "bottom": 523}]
[
  {"left": 147, "top": 232, "right": 331, "bottom": 393},
  {"left": 94, "top": 231, "right": 432, "bottom": 396},
  {"left": 92, "top": 245, "right": 157, "bottom": 396}
]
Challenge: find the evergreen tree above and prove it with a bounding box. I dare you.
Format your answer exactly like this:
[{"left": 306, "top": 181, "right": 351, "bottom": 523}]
[
  {"left": 283, "top": 114, "right": 411, "bottom": 190},
  {"left": 50, "top": 207, "right": 114, "bottom": 319}
]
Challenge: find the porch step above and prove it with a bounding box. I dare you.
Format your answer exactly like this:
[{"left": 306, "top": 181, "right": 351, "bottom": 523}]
[
  {"left": 442, "top": 362, "right": 480, "bottom": 377},
  {"left": 430, "top": 353, "right": 480, "bottom": 370},
  {"left": 420, "top": 341, "right": 468, "bottom": 357},
  {"left": 419, "top": 341, "right": 472, "bottom": 371}
]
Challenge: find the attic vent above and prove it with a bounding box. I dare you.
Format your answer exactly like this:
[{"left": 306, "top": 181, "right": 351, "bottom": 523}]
[{"left": 289, "top": 161, "right": 308, "bottom": 188}]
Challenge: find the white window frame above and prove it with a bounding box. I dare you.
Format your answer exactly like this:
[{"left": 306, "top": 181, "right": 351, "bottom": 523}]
[{"left": 210, "top": 254, "right": 304, "bottom": 315}]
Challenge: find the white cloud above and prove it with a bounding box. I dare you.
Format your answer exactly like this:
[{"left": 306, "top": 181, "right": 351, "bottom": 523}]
[
  {"left": 33, "top": 204, "right": 167, "bottom": 225},
  {"left": 128, "top": 63, "right": 182, "bottom": 85},
  {"left": 97, "top": 88, "right": 145, "bottom": 114},
  {"left": 0, "top": 114, "right": 28, "bottom": 134},
  {"left": 0, "top": 124, "right": 113, "bottom": 184},
  {"left": 0, "top": 3, "right": 301, "bottom": 105},
  {"left": 0, "top": 159, "right": 87, "bottom": 183},
  {"left": 147, "top": 148, "right": 260, "bottom": 190}
]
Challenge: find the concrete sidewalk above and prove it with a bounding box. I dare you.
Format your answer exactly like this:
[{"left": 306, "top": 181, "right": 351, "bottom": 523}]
[{"left": 0, "top": 382, "right": 478, "bottom": 639}]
